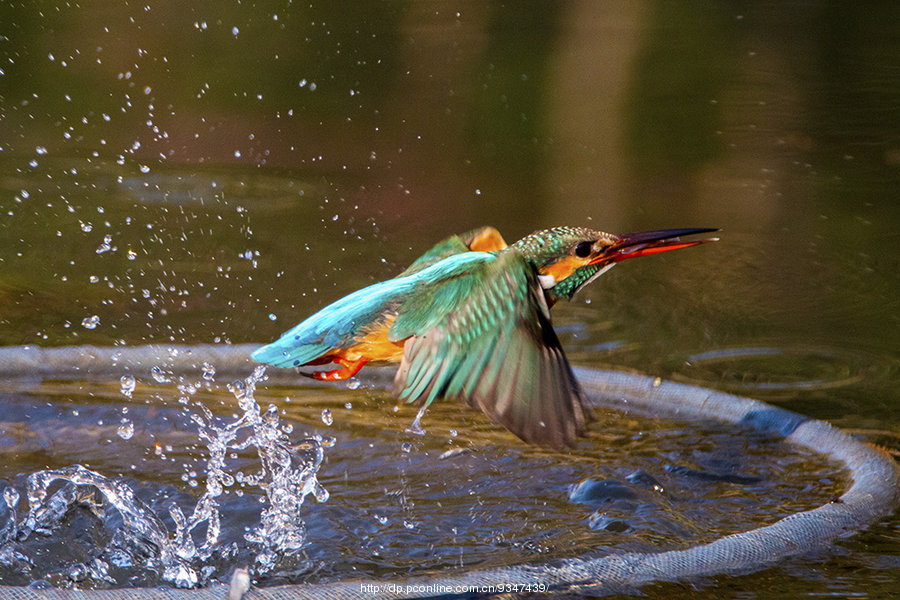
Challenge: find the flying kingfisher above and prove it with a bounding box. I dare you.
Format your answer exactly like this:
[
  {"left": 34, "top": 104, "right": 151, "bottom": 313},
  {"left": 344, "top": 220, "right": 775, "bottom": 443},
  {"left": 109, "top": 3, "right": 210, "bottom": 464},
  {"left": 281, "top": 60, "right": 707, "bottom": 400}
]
[{"left": 252, "top": 225, "right": 717, "bottom": 449}]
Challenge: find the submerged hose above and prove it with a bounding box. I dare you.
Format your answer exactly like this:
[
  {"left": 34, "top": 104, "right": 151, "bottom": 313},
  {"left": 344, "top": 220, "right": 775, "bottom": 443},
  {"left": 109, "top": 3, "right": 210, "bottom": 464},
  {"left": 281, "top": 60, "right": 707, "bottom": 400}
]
[{"left": 0, "top": 344, "right": 897, "bottom": 599}]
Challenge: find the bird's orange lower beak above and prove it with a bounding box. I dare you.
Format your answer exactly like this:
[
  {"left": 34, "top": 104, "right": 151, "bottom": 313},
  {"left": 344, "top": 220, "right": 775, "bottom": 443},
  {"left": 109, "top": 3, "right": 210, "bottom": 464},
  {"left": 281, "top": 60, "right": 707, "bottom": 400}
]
[{"left": 590, "top": 227, "right": 719, "bottom": 265}]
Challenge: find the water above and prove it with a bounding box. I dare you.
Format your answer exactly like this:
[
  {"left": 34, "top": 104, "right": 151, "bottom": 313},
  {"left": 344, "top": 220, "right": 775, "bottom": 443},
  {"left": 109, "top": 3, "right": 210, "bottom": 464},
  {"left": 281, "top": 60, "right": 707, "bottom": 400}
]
[
  {"left": 0, "top": 364, "right": 845, "bottom": 589},
  {"left": 1, "top": 1, "right": 899, "bottom": 596},
  {"left": 0, "top": 366, "right": 331, "bottom": 589}
]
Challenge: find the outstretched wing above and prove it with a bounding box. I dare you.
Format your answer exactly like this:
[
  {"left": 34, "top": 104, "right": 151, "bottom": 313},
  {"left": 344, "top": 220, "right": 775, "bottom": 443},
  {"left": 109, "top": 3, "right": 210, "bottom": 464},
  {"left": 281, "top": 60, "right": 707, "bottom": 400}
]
[
  {"left": 398, "top": 226, "right": 508, "bottom": 277},
  {"left": 254, "top": 228, "right": 508, "bottom": 368},
  {"left": 251, "top": 252, "right": 494, "bottom": 368},
  {"left": 390, "top": 251, "right": 592, "bottom": 449}
]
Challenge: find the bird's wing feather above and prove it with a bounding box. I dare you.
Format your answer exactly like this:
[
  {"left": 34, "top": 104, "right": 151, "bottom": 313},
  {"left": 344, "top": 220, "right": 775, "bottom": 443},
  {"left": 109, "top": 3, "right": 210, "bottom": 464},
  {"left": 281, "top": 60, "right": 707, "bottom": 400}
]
[
  {"left": 251, "top": 252, "right": 493, "bottom": 368},
  {"left": 391, "top": 251, "right": 592, "bottom": 449}
]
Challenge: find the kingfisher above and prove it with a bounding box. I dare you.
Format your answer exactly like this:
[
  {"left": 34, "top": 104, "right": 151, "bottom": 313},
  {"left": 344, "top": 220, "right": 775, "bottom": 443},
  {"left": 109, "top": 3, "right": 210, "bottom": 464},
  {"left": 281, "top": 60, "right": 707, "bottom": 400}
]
[{"left": 252, "top": 225, "right": 717, "bottom": 449}]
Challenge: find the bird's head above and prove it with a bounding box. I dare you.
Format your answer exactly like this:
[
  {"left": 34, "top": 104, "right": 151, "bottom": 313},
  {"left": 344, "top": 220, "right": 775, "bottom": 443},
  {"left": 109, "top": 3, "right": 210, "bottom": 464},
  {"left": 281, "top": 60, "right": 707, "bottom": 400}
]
[{"left": 512, "top": 226, "right": 718, "bottom": 303}]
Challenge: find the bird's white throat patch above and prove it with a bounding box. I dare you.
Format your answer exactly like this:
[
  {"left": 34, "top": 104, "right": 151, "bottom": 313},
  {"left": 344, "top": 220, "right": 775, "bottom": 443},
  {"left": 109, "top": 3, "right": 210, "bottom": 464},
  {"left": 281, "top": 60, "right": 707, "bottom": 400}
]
[{"left": 538, "top": 274, "right": 557, "bottom": 290}]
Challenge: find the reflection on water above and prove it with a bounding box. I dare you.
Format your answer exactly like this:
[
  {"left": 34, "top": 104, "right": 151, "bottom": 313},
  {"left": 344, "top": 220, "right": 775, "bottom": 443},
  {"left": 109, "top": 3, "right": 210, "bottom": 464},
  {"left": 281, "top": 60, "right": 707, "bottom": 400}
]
[{"left": 0, "top": 365, "right": 842, "bottom": 589}]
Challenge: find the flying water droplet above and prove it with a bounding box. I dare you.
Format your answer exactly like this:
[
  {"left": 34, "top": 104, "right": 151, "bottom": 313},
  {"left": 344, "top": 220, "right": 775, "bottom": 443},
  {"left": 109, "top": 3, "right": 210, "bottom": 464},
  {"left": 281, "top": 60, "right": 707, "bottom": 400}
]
[
  {"left": 81, "top": 315, "right": 100, "bottom": 329},
  {"left": 96, "top": 234, "right": 113, "bottom": 254},
  {"left": 439, "top": 447, "right": 469, "bottom": 460},
  {"left": 345, "top": 379, "right": 360, "bottom": 390},
  {"left": 117, "top": 420, "right": 134, "bottom": 440},
  {"left": 80, "top": 221, "right": 93, "bottom": 232},
  {"left": 120, "top": 374, "right": 136, "bottom": 398},
  {"left": 320, "top": 409, "right": 333, "bottom": 426},
  {"left": 150, "top": 366, "right": 170, "bottom": 383},
  {"left": 201, "top": 362, "right": 216, "bottom": 381}
]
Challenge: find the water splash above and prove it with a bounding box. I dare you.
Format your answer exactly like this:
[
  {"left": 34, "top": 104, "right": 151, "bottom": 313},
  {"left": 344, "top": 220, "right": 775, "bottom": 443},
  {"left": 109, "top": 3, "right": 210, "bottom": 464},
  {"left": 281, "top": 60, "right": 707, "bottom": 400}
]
[
  {"left": 1, "top": 365, "right": 329, "bottom": 588},
  {"left": 227, "top": 367, "right": 328, "bottom": 571},
  {"left": 1, "top": 487, "right": 19, "bottom": 542},
  {"left": 19, "top": 465, "right": 191, "bottom": 584}
]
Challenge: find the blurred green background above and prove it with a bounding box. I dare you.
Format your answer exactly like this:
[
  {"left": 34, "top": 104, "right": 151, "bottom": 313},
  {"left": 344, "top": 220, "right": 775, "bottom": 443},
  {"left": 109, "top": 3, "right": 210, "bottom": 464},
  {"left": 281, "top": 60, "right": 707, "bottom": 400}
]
[{"left": 1, "top": 1, "right": 898, "bottom": 596}]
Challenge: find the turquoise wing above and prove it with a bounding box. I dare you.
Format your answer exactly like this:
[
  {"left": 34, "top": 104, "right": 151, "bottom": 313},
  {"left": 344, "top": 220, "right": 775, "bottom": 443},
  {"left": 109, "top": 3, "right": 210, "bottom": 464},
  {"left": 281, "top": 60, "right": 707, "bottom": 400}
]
[
  {"left": 251, "top": 251, "right": 494, "bottom": 368},
  {"left": 391, "top": 251, "right": 592, "bottom": 449}
]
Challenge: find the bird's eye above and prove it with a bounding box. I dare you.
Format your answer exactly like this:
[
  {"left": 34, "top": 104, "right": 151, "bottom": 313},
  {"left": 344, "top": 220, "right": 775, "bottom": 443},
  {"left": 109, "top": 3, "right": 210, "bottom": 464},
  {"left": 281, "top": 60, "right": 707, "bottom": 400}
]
[{"left": 574, "top": 241, "right": 593, "bottom": 258}]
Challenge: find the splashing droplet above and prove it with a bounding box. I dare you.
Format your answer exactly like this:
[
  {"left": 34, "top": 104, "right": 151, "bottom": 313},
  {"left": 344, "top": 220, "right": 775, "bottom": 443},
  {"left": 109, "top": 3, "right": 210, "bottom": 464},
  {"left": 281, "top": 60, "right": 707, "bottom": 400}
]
[
  {"left": 201, "top": 362, "right": 216, "bottom": 381},
  {"left": 120, "top": 374, "right": 136, "bottom": 398},
  {"left": 117, "top": 420, "right": 135, "bottom": 440},
  {"left": 321, "top": 409, "right": 333, "bottom": 426},
  {"left": 345, "top": 379, "right": 360, "bottom": 390},
  {"left": 96, "top": 234, "right": 113, "bottom": 254},
  {"left": 81, "top": 315, "right": 100, "bottom": 329},
  {"left": 150, "top": 366, "right": 170, "bottom": 383}
]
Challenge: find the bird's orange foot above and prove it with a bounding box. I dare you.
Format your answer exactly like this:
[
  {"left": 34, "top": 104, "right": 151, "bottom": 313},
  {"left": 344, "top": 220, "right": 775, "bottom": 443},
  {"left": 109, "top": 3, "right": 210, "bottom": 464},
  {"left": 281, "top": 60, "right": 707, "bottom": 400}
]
[{"left": 309, "top": 357, "right": 369, "bottom": 381}]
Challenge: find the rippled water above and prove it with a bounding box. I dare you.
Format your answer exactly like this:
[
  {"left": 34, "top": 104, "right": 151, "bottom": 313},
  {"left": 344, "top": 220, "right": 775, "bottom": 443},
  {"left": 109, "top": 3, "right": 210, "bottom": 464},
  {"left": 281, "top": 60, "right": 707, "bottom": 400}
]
[{"left": 0, "top": 366, "right": 842, "bottom": 589}]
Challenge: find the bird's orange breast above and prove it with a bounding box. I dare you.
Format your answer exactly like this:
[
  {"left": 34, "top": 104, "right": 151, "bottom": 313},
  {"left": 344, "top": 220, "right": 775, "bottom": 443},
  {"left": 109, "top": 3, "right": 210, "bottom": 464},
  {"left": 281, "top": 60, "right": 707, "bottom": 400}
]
[{"left": 323, "top": 315, "right": 407, "bottom": 365}]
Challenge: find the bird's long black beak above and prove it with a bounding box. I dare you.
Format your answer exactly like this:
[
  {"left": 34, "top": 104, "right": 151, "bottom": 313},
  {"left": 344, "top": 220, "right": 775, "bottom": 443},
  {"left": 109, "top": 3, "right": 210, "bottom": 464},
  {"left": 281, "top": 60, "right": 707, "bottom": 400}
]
[{"left": 591, "top": 227, "right": 719, "bottom": 264}]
